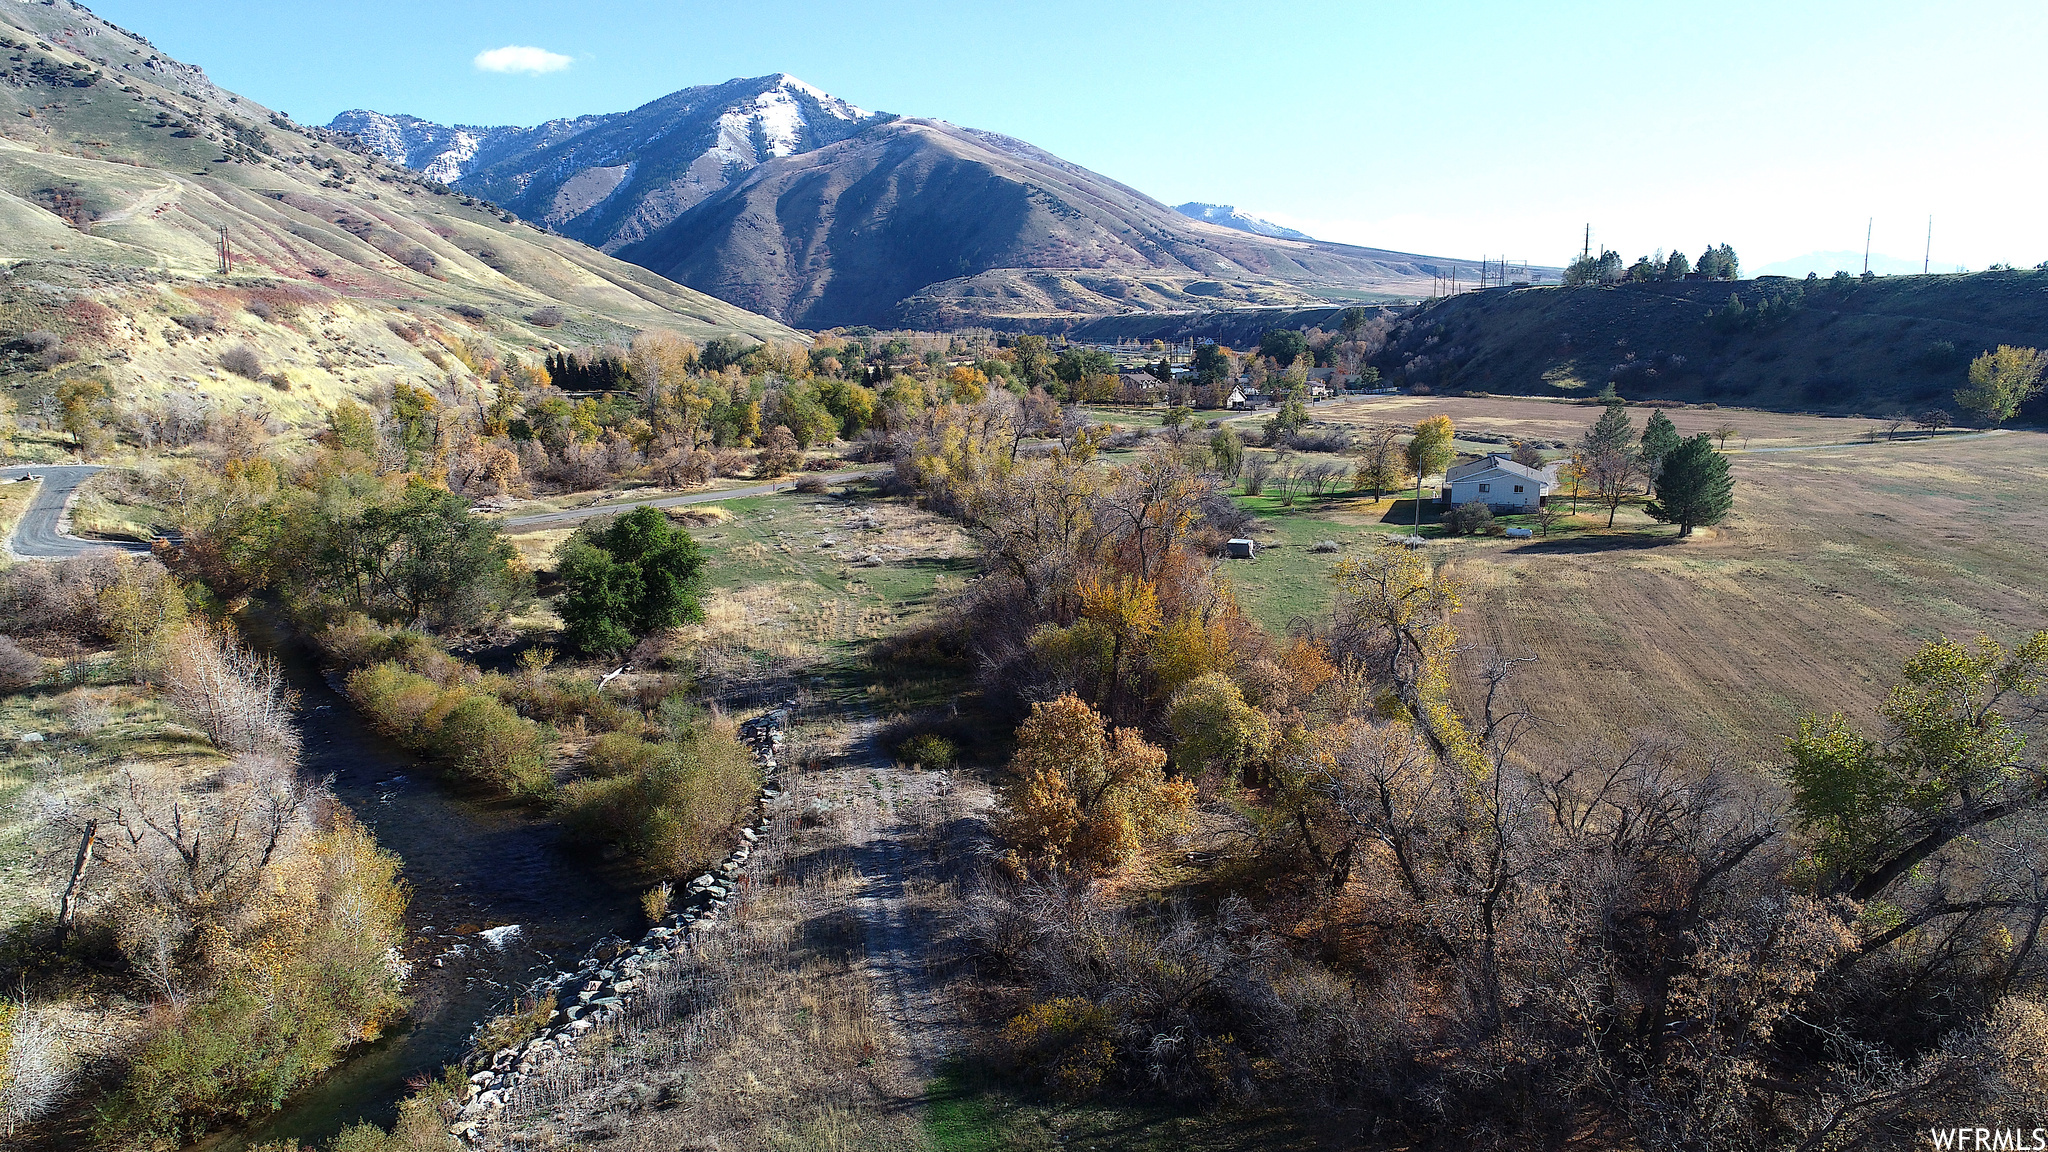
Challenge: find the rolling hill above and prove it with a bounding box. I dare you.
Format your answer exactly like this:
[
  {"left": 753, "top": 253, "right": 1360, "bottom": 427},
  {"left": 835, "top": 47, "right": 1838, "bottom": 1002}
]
[
  {"left": 0, "top": 1, "right": 796, "bottom": 444},
  {"left": 337, "top": 80, "right": 1535, "bottom": 329},
  {"left": 1372, "top": 272, "right": 2048, "bottom": 418}
]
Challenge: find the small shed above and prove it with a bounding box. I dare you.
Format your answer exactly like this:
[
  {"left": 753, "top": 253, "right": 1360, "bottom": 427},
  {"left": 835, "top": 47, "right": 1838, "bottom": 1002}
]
[{"left": 1226, "top": 538, "right": 1257, "bottom": 559}]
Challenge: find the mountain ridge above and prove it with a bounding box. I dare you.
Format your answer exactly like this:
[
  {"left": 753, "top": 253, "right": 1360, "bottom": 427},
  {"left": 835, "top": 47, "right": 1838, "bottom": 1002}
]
[{"left": 336, "top": 79, "right": 1546, "bottom": 328}]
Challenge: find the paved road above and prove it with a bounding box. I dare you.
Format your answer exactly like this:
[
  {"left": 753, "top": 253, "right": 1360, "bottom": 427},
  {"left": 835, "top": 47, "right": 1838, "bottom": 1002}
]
[
  {"left": 1, "top": 464, "right": 151, "bottom": 560},
  {"left": 498, "top": 467, "right": 886, "bottom": 531}
]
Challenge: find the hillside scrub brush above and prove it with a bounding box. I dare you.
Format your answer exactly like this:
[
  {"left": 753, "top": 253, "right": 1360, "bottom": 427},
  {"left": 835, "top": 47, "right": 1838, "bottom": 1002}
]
[{"left": 219, "top": 343, "right": 264, "bottom": 380}]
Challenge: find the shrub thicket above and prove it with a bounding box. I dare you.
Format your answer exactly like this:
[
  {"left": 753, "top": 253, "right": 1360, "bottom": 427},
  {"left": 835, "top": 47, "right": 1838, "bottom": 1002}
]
[
  {"left": 98, "top": 818, "right": 408, "bottom": 1145},
  {"left": 346, "top": 662, "right": 554, "bottom": 796},
  {"left": 558, "top": 718, "right": 760, "bottom": 875},
  {"left": 1443, "top": 500, "right": 1494, "bottom": 535}
]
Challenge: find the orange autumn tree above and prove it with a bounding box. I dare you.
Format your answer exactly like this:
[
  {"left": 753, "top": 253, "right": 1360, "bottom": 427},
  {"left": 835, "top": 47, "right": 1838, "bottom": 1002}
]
[{"left": 998, "top": 694, "right": 1195, "bottom": 874}]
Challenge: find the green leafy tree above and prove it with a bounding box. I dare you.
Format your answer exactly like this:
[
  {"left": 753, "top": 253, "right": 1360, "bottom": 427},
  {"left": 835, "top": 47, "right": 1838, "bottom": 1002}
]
[
  {"left": 1787, "top": 631, "right": 2048, "bottom": 900},
  {"left": 326, "top": 400, "right": 378, "bottom": 457},
  {"left": 1263, "top": 393, "right": 1310, "bottom": 446},
  {"left": 1955, "top": 345, "right": 2048, "bottom": 425},
  {"left": 1644, "top": 434, "right": 1734, "bottom": 536},
  {"left": 1259, "top": 329, "right": 1308, "bottom": 365},
  {"left": 555, "top": 506, "right": 707, "bottom": 655},
  {"left": 1165, "top": 672, "right": 1273, "bottom": 785},
  {"left": 1404, "top": 414, "right": 1455, "bottom": 526},
  {"left": 56, "top": 376, "right": 113, "bottom": 457},
  {"left": 317, "top": 480, "right": 523, "bottom": 630},
  {"left": 1208, "top": 425, "right": 1243, "bottom": 478},
  {"left": 1013, "top": 335, "right": 1052, "bottom": 387},
  {"left": 1191, "top": 342, "right": 1231, "bottom": 385},
  {"left": 387, "top": 382, "right": 439, "bottom": 469},
  {"left": 1053, "top": 348, "right": 1115, "bottom": 386},
  {"left": 1563, "top": 249, "right": 1624, "bottom": 286},
  {"left": 1663, "top": 249, "right": 1692, "bottom": 279}
]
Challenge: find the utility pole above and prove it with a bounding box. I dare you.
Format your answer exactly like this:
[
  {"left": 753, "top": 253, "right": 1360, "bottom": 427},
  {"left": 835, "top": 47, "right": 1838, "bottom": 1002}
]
[
  {"left": 1924, "top": 215, "right": 1932, "bottom": 275},
  {"left": 1863, "top": 218, "right": 1872, "bottom": 275},
  {"left": 217, "top": 225, "right": 231, "bottom": 275},
  {"left": 1583, "top": 223, "right": 1591, "bottom": 263}
]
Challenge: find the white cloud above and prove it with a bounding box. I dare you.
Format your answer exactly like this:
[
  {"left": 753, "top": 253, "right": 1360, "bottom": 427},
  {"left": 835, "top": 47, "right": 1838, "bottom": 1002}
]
[{"left": 473, "top": 46, "right": 572, "bottom": 75}]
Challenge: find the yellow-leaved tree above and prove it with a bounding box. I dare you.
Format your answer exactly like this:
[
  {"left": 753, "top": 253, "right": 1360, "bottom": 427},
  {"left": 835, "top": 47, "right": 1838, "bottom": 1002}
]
[
  {"left": 998, "top": 694, "right": 1194, "bottom": 874},
  {"left": 1077, "top": 572, "right": 1160, "bottom": 711},
  {"left": 1331, "top": 544, "right": 1477, "bottom": 773},
  {"left": 1403, "top": 414, "right": 1455, "bottom": 526}
]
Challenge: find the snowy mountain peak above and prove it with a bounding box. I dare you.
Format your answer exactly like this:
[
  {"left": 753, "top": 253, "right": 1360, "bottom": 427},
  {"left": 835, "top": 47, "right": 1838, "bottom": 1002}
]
[
  {"left": 768, "top": 73, "right": 869, "bottom": 121},
  {"left": 1175, "top": 202, "right": 1315, "bottom": 242}
]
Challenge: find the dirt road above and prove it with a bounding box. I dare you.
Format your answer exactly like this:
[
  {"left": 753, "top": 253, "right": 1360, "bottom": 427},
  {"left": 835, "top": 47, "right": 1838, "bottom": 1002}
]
[{"left": 839, "top": 739, "right": 966, "bottom": 1078}]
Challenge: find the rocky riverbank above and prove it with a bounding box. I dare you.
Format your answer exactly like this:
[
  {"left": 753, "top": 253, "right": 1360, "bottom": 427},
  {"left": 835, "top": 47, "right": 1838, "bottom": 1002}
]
[{"left": 444, "top": 706, "right": 793, "bottom": 1142}]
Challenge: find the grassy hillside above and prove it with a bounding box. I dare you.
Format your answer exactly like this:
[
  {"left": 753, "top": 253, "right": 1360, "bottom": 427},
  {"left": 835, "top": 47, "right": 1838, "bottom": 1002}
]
[
  {"left": 0, "top": 1, "right": 796, "bottom": 450},
  {"left": 1376, "top": 271, "right": 2048, "bottom": 418}
]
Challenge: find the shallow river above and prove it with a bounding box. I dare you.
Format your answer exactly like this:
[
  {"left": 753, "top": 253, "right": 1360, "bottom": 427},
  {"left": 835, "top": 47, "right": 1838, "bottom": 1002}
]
[{"left": 207, "top": 622, "right": 638, "bottom": 1150}]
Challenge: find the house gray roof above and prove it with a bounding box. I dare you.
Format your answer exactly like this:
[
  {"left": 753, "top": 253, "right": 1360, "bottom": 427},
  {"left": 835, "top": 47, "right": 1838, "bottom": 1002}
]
[{"left": 1445, "top": 453, "right": 1556, "bottom": 485}]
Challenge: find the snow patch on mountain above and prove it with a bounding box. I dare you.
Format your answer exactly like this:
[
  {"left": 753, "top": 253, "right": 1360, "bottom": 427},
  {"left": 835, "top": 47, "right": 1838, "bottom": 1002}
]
[
  {"left": 329, "top": 109, "right": 611, "bottom": 185},
  {"left": 1175, "top": 202, "right": 1314, "bottom": 242}
]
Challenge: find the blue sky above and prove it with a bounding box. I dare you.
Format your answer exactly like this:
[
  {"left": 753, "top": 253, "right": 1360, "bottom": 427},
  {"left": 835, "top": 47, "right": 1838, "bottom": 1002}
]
[{"left": 89, "top": 0, "right": 2048, "bottom": 270}]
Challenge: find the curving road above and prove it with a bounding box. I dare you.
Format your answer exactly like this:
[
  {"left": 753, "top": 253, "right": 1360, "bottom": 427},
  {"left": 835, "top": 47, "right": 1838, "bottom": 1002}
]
[
  {"left": 1, "top": 465, "right": 152, "bottom": 560},
  {"left": 498, "top": 467, "right": 886, "bottom": 532}
]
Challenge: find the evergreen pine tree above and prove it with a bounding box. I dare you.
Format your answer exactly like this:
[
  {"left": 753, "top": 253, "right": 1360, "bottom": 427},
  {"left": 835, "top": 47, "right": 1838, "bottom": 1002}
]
[
  {"left": 1582, "top": 399, "right": 1634, "bottom": 458},
  {"left": 1640, "top": 410, "right": 1683, "bottom": 483},
  {"left": 1645, "top": 434, "right": 1735, "bottom": 536}
]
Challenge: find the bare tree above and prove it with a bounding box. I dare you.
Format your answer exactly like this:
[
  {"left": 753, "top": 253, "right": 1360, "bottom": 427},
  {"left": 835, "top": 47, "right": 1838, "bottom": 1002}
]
[
  {"left": 162, "top": 622, "right": 300, "bottom": 758},
  {"left": 1586, "top": 449, "right": 1645, "bottom": 528},
  {"left": 1242, "top": 454, "right": 1272, "bottom": 496}
]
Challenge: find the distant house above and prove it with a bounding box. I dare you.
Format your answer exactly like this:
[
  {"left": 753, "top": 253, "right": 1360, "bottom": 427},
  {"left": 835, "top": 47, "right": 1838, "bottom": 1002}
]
[
  {"left": 1226, "top": 387, "right": 1251, "bottom": 409},
  {"left": 1309, "top": 382, "right": 1331, "bottom": 398},
  {"left": 1441, "top": 453, "right": 1558, "bottom": 512}
]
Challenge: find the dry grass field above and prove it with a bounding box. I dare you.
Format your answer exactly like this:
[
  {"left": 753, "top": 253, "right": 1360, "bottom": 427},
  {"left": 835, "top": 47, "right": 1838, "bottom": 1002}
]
[
  {"left": 1446, "top": 429, "right": 2048, "bottom": 763},
  {"left": 1212, "top": 392, "right": 2046, "bottom": 766},
  {"left": 1300, "top": 393, "right": 1882, "bottom": 449}
]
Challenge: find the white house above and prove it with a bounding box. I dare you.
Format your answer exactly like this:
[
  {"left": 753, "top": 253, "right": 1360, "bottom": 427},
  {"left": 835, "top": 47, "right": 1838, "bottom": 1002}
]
[{"left": 1441, "top": 454, "right": 1558, "bottom": 512}]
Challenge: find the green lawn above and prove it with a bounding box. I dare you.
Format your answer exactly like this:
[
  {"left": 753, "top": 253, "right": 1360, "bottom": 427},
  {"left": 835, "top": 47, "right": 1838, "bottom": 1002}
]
[
  {"left": 923, "top": 1063, "right": 1333, "bottom": 1152},
  {"left": 680, "top": 486, "right": 978, "bottom": 700},
  {"left": 1222, "top": 485, "right": 1651, "bottom": 633}
]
